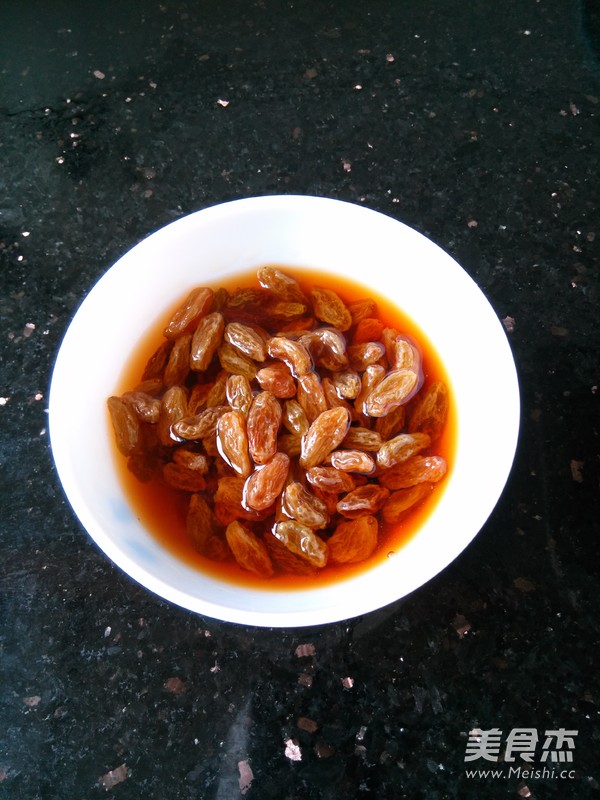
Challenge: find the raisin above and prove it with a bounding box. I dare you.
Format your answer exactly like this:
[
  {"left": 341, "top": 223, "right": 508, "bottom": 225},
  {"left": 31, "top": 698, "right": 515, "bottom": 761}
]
[
  {"left": 224, "top": 322, "right": 268, "bottom": 361},
  {"left": 164, "top": 334, "right": 192, "bottom": 387},
  {"left": 265, "top": 300, "right": 309, "bottom": 323},
  {"left": 217, "top": 341, "right": 258, "bottom": 379},
  {"left": 186, "top": 493, "right": 217, "bottom": 553},
  {"left": 363, "top": 368, "right": 419, "bottom": 418},
  {"left": 226, "top": 374, "right": 253, "bottom": 417},
  {"left": 215, "top": 476, "right": 267, "bottom": 521},
  {"left": 306, "top": 466, "right": 357, "bottom": 493},
  {"left": 322, "top": 377, "right": 353, "bottom": 411},
  {"left": 381, "top": 484, "right": 434, "bottom": 523},
  {"left": 348, "top": 298, "right": 377, "bottom": 324},
  {"left": 277, "top": 433, "right": 303, "bottom": 457},
  {"left": 127, "top": 451, "right": 160, "bottom": 482},
  {"left": 162, "top": 462, "right": 207, "bottom": 492},
  {"left": 354, "top": 365, "right": 385, "bottom": 418},
  {"left": 272, "top": 520, "right": 328, "bottom": 568},
  {"left": 378, "top": 455, "right": 447, "bottom": 490},
  {"left": 157, "top": 385, "right": 187, "bottom": 446},
  {"left": 282, "top": 481, "right": 329, "bottom": 529},
  {"left": 257, "top": 265, "right": 307, "bottom": 303},
  {"left": 216, "top": 410, "right": 252, "bottom": 477},
  {"left": 265, "top": 534, "right": 318, "bottom": 575},
  {"left": 310, "top": 287, "right": 352, "bottom": 331},
  {"left": 300, "top": 328, "right": 348, "bottom": 372},
  {"left": 296, "top": 372, "right": 328, "bottom": 422},
  {"left": 330, "top": 449, "right": 376, "bottom": 474},
  {"left": 352, "top": 318, "right": 384, "bottom": 345},
  {"left": 121, "top": 391, "right": 161, "bottom": 424},
  {"left": 172, "top": 405, "right": 228, "bottom": 441},
  {"left": 225, "top": 520, "right": 274, "bottom": 577},
  {"left": 332, "top": 370, "right": 362, "bottom": 400},
  {"left": 328, "top": 515, "right": 379, "bottom": 563},
  {"left": 407, "top": 380, "right": 449, "bottom": 442},
  {"left": 374, "top": 405, "right": 406, "bottom": 441},
  {"left": 247, "top": 391, "right": 282, "bottom": 465},
  {"left": 244, "top": 452, "right": 290, "bottom": 511},
  {"left": 172, "top": 448, "right": 210, "bottom": 473},
  {"left": 336, "top": 484, "right": 390, "bottom": 518},
  {"left": 190, "top": 312, "right": 224, "bottom": 371},
  {"left": 164, "top": 286, "right": 214, "bottom": 339},
  {"left": 142, "top": 340, "right": 172, "bottom": 381},
  {"left": 347, "top": 341, "right": 386, "bottom": 371},
  {"left": 256, "top": 364, "right": 297, "bottom": 398},
  {"left": 205, "top": 371, "right": 228, "bottom": 407},
  {"left": 282, "top": 400, "right": 310, "bottom": 436},
  {"left": 342, "top": 426, "right": 382, "bottom": 452},
  {"left": 376, "top": 432, "right": 431, "bottom": 470},
  {"left": 267, "top": 336, "right": 313, "bottom": 378},
  {"left": 300, "top": 407, "right": 351, "bottom": 469}
]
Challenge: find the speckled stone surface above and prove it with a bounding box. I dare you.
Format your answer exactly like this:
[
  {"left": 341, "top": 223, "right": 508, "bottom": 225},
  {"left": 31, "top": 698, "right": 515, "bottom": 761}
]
[{"left": 1, "top": 1, "right": 599, "bottom": 798}]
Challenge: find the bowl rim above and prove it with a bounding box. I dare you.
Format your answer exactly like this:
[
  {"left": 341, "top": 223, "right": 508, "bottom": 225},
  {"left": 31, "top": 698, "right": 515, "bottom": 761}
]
[{"left": 49, "top": 194, "right": 520, "bottom": 627}]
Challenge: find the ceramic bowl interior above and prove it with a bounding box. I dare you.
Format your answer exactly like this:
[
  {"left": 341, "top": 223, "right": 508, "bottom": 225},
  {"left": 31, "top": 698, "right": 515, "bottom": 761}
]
[{"left": 49, "top": 195, "right": 520, "bottom": 627}]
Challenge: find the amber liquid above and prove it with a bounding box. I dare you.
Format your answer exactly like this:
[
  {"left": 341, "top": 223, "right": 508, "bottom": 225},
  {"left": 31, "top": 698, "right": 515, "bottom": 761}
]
[{"left": 111, "top": 266, "right": 457, "bottom": 591}]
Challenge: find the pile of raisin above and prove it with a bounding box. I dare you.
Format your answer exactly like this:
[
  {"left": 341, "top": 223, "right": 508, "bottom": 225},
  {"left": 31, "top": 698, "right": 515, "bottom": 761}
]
[{"left": 108, "top": 266, "right": 449, "bottom": 578}]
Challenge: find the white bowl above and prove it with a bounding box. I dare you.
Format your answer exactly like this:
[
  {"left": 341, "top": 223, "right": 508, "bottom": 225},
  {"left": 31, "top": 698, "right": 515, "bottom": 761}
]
[{"left": 49, "top": 195, "right": 519, "bottom": 627}]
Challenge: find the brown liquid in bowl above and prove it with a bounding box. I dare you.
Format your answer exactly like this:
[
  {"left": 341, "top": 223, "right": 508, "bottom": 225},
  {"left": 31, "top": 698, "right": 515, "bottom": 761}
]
[{"left": 109, "top": 266, "right": 457, "bottom": 590}]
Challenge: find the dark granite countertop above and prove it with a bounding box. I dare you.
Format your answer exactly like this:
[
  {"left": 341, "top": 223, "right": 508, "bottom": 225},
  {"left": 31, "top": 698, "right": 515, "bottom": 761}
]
[{"left": 1, "top": 1, "right": 599, "bottom": 798}]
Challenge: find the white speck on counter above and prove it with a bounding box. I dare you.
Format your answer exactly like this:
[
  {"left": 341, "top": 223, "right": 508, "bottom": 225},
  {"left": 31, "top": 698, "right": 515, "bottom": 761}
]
[
  {"left": 238, "top": 760, "right": 254, "bottom": 795},
  {"left": 502, "top": 316, "right": 516, "bottom": 333},
  {"left": 514, "top": 577, "right": 536, "bottom": 592},
  {"left": 453, "top": 613, "right": 472, "bottom": 638},
  {"left": 295, "top": 643, "right": 315, "bottom": 658},
  {"left": 23, "top": 695, "right": 41, "bottom": 707},
  {"left": 98, "top": 764, "right": 129, "bottom": 789},
  {"left": 570, "top": 460, "right": 584, "bottom": 483},
  {"left": 284, "top": 738, "right": 302, "bottom": 761},
  {"left": 297, "top": 716, "right": 319, "bottom": 733},
  {"left": 164, "top": 676, "right": 187, "bottom": 694}
]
